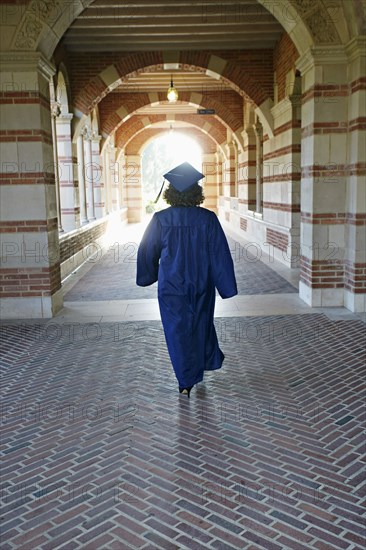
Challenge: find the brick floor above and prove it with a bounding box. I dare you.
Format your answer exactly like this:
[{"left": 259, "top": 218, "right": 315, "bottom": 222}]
[
  {"left": 1, "top": 312, "right": 365, "bottom": 549},
  {"left": 63, "top": 236, "right": 297, "bottom": 301}
]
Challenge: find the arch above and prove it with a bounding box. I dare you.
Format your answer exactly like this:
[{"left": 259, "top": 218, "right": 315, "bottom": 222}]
[
  {"left": 56, "top": 65, "right": 70, "bottom": 115},
  {"left": 72, "top": 57, "right": 271, "bottom": 125},
  {"left": 10, "top": 0, "right": 94, "bottom": 57},
  {"left": 257, "top": 0, "right": 355, "bottom": 52},
  {"left": 91, "top": 107, "right": 100, "bottom": 136},
  {"left": 74, "top": 96, "right": 250, "bottom": 153},
  {"left": 100, "top": 95, "right": 237, "bottom": 145},
  {"left": 73, "top": 112, "right": 92, "bottom": 142},
  {"left": 119, "top": 122, "right": 224, "bottom": 158}
]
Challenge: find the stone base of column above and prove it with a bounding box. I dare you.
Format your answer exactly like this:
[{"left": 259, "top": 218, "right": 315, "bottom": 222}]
[
  {"left": 94, "top": 206, "right": 105, "bottom": 219},
  {"left": 344, "top": 289, "right": 366, "bottom": 313},
  {"left": 299, "top": 281, "right": 344, "bottom": 308},
  {"left": 61, "top": 208, "right": 79, "bottom": 233},
  {"left": 0, "top": 288, "right": 63, "bottom": 319},
  {"left": 128, "top": 208, "right": 143, "bottom": 223}
]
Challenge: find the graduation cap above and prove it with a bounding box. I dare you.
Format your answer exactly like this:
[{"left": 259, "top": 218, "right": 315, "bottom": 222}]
[{"left": 155, "top": 162, "right": 205, "bottom": 203}]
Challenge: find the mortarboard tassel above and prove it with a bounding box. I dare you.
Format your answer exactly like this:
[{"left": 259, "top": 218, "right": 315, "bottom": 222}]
[{"left": 154, "top": 179, "right": 166, "bottom": 203}]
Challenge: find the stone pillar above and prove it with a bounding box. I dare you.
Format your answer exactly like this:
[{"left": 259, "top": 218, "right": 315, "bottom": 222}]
[
  {"left": 238, "top": 126, "right": 256, "bottom": 213},
  {"left": 124, "top": 154, "right": 143, "bottom": 222},
  {"left": 83, "top": 130, "right": 96, "bottom": 221},
  {"left": 118, "top": 152, "right": 127, "bottom": 207},
  {"left": 0, "top": 53, "right": 62, "bottom": 318},
  {"left": 264, "top": 93, "right": 302, "bottom": 267},
  {"left": 253, "top": 120, "right": 263, "bottom": 213},
  {"left": 224, "top": 140, "right": 236, "bottom": 197},
  {"left": 202, "top": 153, "right": 218, "bottom": 213},
  {"left": 50, "top": 102, "right": 63, "bottom": 233},
  {"left": 216, "top": 151, "right": 224, "bottom": 197},
  {"left": 76, "top": 134, "right": 88, "bottom": 225},
  {"left": 113, "top": 151, "right": 120, "bottom": 211},
  {"left": 107, "top": 145, "right": 119, "bottom": 211},
  {"left": 91, "top": 134, "right": 104, "bottom": 219},
  {"left": 103, "top": 145, "right": 111, "bottom": 215},
  {"left": 344, "top": 38, "right": 366, "bottom": 312},
  {"left": 56, "top": 112, "right": 78, "bottom": 231},
  {"left": 297, "top": 46, "right": 350, "bottom": 308}
]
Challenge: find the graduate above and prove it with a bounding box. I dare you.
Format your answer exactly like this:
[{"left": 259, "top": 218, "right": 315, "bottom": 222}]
[{"left": 136, "top": 161, "right": 237, "bottom": 397}]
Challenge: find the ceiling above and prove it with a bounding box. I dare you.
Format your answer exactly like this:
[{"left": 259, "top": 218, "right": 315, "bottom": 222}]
[
  {"left": 61, "top": 0, "right": 284, "bottom": 52},
  {"left": 112, "top": 71, "right": 233, "bottom": 93},
  {"left": 134, "top": 103, "right": 203, "bottom": 115}
]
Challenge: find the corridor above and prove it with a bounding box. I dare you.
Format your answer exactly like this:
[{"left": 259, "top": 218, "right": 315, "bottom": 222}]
[
  {"left": 1, "top": 224, "right": 365, "bottom": 550},
  {"left": 1, "top": 0, "right": 365, "bottom": 547}
]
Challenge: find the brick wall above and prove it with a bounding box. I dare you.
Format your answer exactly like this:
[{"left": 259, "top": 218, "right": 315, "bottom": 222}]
[
  {"left": 301, "top": 257, "right": 345, "bottom": 290},
  {"left": 273, "top": 32, "right": 299, "bottom": 102},
  {"left": 345, "top": 262, "right": 366, "bottom": 294},
  {"left": 59, "top": 219, "right": 109, "bottom": 264},
  {"left": 240, "top": 217, "right": 247, "bottom": 231},
  {"left": 59, "top": 210, "right": 128, "bottom": 279},
  {"left": 266, "top": 228, "right": 289, "bottom": 253},
  {"left": 0, "top": 265, "right": 61, "bottom": 299}
]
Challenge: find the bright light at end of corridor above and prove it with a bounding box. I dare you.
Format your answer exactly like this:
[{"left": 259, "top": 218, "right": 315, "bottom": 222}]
[
  {"left": 141, "top": 132, "right": 202, "bottom": 206},
  {"left": 165, "top": 132, "right": 202, "bottom": 171}
]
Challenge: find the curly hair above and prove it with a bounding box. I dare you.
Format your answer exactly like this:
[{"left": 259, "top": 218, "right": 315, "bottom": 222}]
[{"left": 163, "top": 183, "right": 205, "bottom": 207}]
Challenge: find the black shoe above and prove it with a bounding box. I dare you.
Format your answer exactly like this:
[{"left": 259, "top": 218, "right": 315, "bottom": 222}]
[{"left": 179, "top": 386, "right": 193, "bottom": 398}]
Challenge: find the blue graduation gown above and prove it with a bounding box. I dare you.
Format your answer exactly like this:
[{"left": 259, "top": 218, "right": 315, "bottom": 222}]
[{"left": 136, "top": 206, "right": 237, "bottom": 388}]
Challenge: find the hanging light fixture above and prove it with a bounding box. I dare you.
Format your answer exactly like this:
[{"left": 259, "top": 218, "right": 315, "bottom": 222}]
[{"left": 167, "top": 75, "right": 178, "bottom": 102}]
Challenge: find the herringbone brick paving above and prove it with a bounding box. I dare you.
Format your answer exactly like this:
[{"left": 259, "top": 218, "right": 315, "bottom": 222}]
[
  {"left": 1, "top": 314, "right": 365, "bottom": 549},
  {"left": 63, "top": 237, "right": 297, "bottom": 301}
]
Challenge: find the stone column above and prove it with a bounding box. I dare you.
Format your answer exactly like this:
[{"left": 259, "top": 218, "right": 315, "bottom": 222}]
[
  {"left": 265, "top": 93, "right": 302, "bottom": 267},
  {"left": 224, "top": 140, "right": 236, "bottom": 198},
  {"left": 50, "top": 101, "right": 63, "bottom": 233},
  {"left": 202, "top": 153, "right": 218, "bottom": 213},
  {"left": 297, "top": 46, "right": 350, "bottom": 308},
  {"left": 83, "top": 130, "right": 96, "bottom": 221},
  {"left": 344, "top": 38, "right": 366, "bottom": 312},
  {"left": 112, "top": 149, "right": 120, "bottom": 211},
  {"left": 238, "top": 126, "right": 256, "bottom": 213},
  {"left": 118, "top": 151, "right": 127, "bottom": 207},
  {"left": 76, "top": 134, "right": 88, "bottom": 225},
  {"left": 106, "top": 144, "right": 119, "bottom": 211},
  {"left": 91, "top": 133, "right": 104, "bottom": 219},
  {"left": 216, "top": 151, "right": 226, "bottom": 218},
  {"left": 253, "top": 120, "right": 263, "bottom": 214},
  {"left": 0, "top": 52, "right": 62, "bottom": 318},
  {"left": 124, "top": 154, "right": 143, "bottom": 222},
  {"left": 216, "top": 151, "right": 224, "bottom": 197},
  {"left": 102, "top": 145, "right": 111, "bottom": 215},
  {"left": 56, "top": 112, "right": 78, "bottom": 231}
]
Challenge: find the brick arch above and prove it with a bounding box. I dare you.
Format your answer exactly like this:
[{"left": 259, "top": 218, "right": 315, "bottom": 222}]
[
  {"left": 100, "top": 93, "right": 241, "bottom": 143},
  {"left": 73, "top": 56, "right": 270, "bottom": 118},
  {"left": 122, "top": 126, "right": 218, "bottom": 156},
  {"left": 10, "top": 1, "right": 348, "bottom": 61},
  {"left": 116, "top": 118, "right": 225, "bottom": 156},
  {"left": 113, "top": 115, "right": 166, "bottom": 152},
  {"left": 74, "top": 58, "right": 164, "bottom": 114}
]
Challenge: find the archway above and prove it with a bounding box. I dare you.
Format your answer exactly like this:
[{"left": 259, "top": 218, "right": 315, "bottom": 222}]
[
  {"left": 1, "top": 0, "right": 364, "bottom": 319},
  {"left": 141, "top": 132, "right": 203, "bottom": 214}
]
